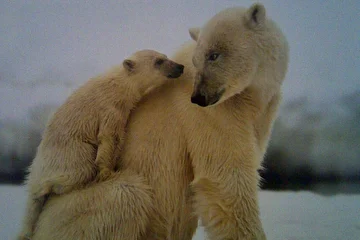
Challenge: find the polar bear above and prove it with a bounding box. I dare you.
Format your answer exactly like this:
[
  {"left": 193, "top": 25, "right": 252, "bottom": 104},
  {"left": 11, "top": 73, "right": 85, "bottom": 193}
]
[
  {"left": 17, "top": 50, "right": 184, "bottom": 240},
  {"left": 28, "top": 3, "right": 288, "bottom": 240}
]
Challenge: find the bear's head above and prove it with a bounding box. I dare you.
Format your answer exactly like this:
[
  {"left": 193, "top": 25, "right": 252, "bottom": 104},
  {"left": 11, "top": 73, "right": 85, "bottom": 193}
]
[
  {"left": 189, "top": 3, "right": 288, "bottom": 107},
  {"left": 123, "top": 49, "right": 184, "bottom": 93}
]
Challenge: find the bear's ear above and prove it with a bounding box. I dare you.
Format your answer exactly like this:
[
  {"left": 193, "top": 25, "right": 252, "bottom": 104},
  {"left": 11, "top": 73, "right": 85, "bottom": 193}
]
[
  {"left": 123, "top": 59, "right": 135, "bottom": 73},
  {"left": 245, "top": 3, "right": 266, "bottom": 29},
  {"left": 189, "top": 27, "right": 200, "bottom": 41}
]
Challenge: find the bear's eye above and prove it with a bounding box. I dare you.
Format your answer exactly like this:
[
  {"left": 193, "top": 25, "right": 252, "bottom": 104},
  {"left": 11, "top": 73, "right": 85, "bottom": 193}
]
[
  {"left": 155, "top": 58, "right": 164, "bottom": 66},
  {"left": 208, "top": 53, "right": 219, "bottom": 61}
]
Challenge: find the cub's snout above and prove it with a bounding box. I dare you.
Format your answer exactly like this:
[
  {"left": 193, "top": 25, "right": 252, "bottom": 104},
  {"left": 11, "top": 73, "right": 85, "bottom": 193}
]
[{"left": 167, "top": 63, "right": 184, "bottom": 78}]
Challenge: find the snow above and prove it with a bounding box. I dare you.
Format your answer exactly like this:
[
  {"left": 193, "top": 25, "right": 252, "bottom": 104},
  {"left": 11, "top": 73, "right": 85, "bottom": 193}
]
[{"left": 1, "top": 185, "right": 359, "bottom": 240}]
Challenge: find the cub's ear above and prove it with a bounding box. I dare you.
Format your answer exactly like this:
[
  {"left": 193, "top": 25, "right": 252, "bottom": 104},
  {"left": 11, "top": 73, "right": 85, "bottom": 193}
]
[
  {"left": 245, "top": 3, "right": 266, "bottom": 28},
  {"left": 123, "top": 59, "right": 135, "bottom": 73},
  {"left": 189, "top": 27, "right": 200, "bottom": 41}
]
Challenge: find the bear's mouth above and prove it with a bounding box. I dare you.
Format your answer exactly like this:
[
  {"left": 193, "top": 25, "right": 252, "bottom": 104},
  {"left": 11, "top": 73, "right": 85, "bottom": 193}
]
[
  {"left": 167, "top": 73, "right": 180, "bottom": 78},
  {"left": 207, "top": 89, "right": 225, "bottom": 106},
  {"left": 167, "top": 71, "right": 182, "bottom": 78},
  {"left": 208, "top": 96, "right": 221, "bottom": 106}
]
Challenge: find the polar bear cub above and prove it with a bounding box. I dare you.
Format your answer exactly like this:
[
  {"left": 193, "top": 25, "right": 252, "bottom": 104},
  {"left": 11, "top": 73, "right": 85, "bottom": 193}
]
[{"left": 18, "top": 49, "right": 184, "bottom": 240}]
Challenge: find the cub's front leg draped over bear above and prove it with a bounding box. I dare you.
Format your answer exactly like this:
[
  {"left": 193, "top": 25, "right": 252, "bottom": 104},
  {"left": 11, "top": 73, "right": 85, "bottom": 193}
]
[
  {"left": 188, "top": 3, "right": 288, "bottom": 239},
  {"left": 17, "top": 50, "right": 184, "bottom": 240}
]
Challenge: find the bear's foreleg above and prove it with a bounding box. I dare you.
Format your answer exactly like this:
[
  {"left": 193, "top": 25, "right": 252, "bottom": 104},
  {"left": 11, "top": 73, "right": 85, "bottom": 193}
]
[
  {"left": 191, "top": 164, "right": 266, "bottom": 240},
  {"left": 94, "top": 135, "right": 117, "bottom": 181}
]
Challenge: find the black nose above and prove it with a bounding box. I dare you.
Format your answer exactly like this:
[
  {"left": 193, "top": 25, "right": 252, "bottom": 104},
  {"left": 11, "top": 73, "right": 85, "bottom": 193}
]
[
  {"left": 177, "top": 64, "right": 184, "bottom": 73},
  {"left": 167, "top": 64, "right": 184, "bottom": 78},
  {"left": 191, "top": 93, "right": 208, "bottom": 107}
]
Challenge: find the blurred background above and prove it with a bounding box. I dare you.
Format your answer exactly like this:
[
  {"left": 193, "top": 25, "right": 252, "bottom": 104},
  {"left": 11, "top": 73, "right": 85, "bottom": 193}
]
[{"left": 1, "top": 1, "right": 359, "bottom": 193}]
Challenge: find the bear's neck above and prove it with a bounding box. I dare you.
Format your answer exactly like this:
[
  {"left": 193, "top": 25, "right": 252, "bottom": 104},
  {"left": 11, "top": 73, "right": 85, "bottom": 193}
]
[
  {"left": 226, "top": 84, "right": 276, "bottom": 120},
  {"left": 249, "top": 64, "right": 282, "bottom": 108}
]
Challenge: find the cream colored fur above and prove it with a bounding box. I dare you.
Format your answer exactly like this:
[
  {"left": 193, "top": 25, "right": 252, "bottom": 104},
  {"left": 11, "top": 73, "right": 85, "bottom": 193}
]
[
  {"left": 187, "top": 4, "right": 288, "bottom": 239},
  {"left": 17, "top": 50, "right": 183, "bottom": 240},
  {"left": 27, "top": 3, "right": 288, "bottom": 240}
]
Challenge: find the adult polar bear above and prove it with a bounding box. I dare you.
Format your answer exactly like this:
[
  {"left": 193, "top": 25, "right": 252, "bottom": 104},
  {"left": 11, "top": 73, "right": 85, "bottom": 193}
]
[{"left": 31, "top": 3, "right": 288, "bottom": 240}]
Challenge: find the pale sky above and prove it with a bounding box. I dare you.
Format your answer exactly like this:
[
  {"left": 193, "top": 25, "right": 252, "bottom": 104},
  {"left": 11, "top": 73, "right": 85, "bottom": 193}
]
[{"left": 1, "top": 0, "right": 359, "bottom": 120}]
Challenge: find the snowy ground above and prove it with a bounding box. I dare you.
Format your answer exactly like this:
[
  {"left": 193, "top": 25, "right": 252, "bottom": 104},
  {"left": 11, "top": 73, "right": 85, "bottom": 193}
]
[{"left": 1, "top": 185, "right": 359, "bottom": 240}]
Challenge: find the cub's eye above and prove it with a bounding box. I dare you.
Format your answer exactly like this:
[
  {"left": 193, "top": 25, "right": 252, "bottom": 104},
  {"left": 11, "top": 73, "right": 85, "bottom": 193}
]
[
  {"left": 155, "top": 58, "right": 164, "bottom": 66},
  {"left": 208, "top": 53, "right": 219, "bottom": 61}
]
